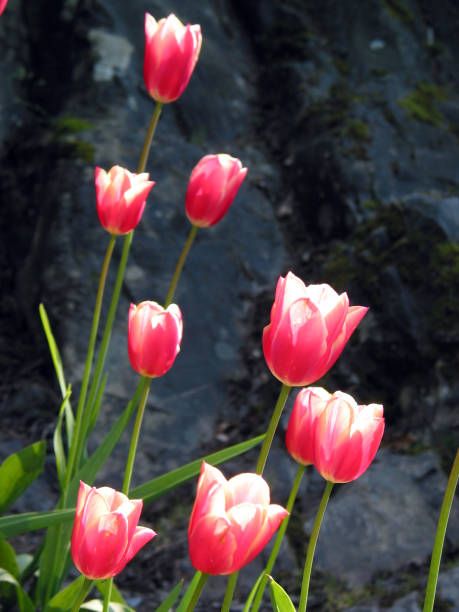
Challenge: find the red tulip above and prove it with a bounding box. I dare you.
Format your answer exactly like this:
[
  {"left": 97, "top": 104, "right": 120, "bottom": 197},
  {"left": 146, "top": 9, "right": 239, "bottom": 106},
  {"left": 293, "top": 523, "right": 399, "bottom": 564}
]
[
  {"left": 188, "top": 462, "right": 288, "bottom": 575},
  {"left": 0, "top": 1, "right": 8, "bottom": 15},
  {"left": 185, "top": 154, "right": 248, "bottom": 227},
  {"left": 71, "top": 481, "right": 155, "bottom": 580},
  {"left": 263, "top": 272, "right": 368, "bottom": 386},
  {"left": 95, "top": 166, "right": 154, "bottom": 235},
  {"left": 144, "top": 13, "right": 202, "bottom": 104},
  {"left": 286, "top": 387, "right": 384, "bottom": 482},
  {"left": 128, "top": 301, "right": 183, "bottom": 378}
]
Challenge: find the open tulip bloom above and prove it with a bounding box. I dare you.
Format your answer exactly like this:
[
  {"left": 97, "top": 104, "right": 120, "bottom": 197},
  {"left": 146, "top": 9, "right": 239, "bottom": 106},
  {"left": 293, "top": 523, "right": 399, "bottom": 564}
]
[
  {"left": 263, "top": 272, "right": 368, "bottom": 387},
  {"left": 71, "top": 481, "right": 156, "bottom": 580},
  {"left": 286, "top": 387, "right": 385, "bottom": 482},
  {"left": 188, "top": 462, "right": 288, "bottom": 575}
]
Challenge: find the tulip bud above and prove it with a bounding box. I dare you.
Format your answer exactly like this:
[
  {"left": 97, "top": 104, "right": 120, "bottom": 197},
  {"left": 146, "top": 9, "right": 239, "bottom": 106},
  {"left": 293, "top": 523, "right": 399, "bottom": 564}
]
[
  {"left": 144, "top": 13, "right": 202, "bottom": 104},
  {"left": 0, "top": 1, "right": 8, "bottom": 15},
  {"left": 263, "top": 272, "right": 368, "bottom": 387},
  {"left": 185, "top": 154, "right": 248, "bottom": 227},
  {"left": 95, "top": 166, "right": 154, "bottom": 235},
  {"left": 128, "top": 301, "right": 183, "bottom": 378},
  {"left": 188, "top": 462, "right": 288, "bottom": 575},
  {"left": 286, "top": 388, "right": 384, "bottom": 482},
  {"left": 71, "top": 481, "right": 156, "bottom": 580}
]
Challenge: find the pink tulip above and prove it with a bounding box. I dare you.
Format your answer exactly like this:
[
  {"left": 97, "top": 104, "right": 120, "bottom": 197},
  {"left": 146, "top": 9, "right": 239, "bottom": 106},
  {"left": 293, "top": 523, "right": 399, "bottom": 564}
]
[
  {"left": 0, "top": 1, "right": 8, "bottom": 16},
  {"left": 263, "top": 272, "right": 368, "bottom": 386},
  {"left": 286, "top": 388, "right": 384, "bottom": 482},
  {"left": 71, "top": 481, "right": 155, "bottom": 580},
  {"left": 185, "top": 154, "right": 248, "bottom": 227},
  {"left": 188, "top": 462, "right": 288, "bottom": 575},
  {"left": 95, "top": 166, "right": 154, "bottom": 235},
  {"left": 128, "top": 301, "right": 183, "bottom": 378},
  {"left": 144, "top": 13, "right": 202, "bottom": 104}
]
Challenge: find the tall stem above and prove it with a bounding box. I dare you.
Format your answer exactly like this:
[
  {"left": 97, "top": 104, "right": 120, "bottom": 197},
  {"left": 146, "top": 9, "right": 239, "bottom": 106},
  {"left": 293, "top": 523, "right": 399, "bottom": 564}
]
[
  {"left": 185, "top": 572, "right": 209, "bottom": 612},
  {"left": 71, "top": 577, "right": 94, "bottom": 612},
  {"left": 423, "top": 448, "right": 459, "bottom": 612},
  {"left": 138, "top": 102, "right": 163, "bottom": 174},
  {"left": 122, "top": 376, "right": 152, "bottom": 494},
  {"left": 250, "top": 464, "right": 305, "bottom": 612},
  {"left": 164, "top": 224, "right": 198, "bottom": 307},
  {"left": 256, "top": 384, "right": 291, "bottom": 475},
  {"left": 102, "top": 577, "right": 113, "bottom": 612},
  {"left": 64, "top": 234, "right": 116, "bottom": 493},
  {"left": 221, "top": 571, "right": 239, "bottom": 612},
  {"left": 298, "top": 480, "right": 334, "bottom": 612}
]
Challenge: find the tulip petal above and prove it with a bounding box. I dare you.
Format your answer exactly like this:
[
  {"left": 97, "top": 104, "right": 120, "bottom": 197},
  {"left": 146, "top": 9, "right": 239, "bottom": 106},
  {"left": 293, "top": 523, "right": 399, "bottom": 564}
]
[
  {"left": 189, "top": 514, "right": 235, "bottom": 575},
  {"left": 226, "top": 473, "right": 270, "bottom": 507}
]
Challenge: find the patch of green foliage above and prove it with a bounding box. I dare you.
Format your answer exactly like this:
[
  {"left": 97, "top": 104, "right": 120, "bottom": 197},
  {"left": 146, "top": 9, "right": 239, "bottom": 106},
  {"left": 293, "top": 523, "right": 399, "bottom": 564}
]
[
  {"left": 398, "top": 82, "right": 448, "bottom": 127},
  {"left": 52, "top": 116, "right": 95, "bottom": 162},
  {"left": 382, "top": 0, "right": 415, "bottom": 25}
]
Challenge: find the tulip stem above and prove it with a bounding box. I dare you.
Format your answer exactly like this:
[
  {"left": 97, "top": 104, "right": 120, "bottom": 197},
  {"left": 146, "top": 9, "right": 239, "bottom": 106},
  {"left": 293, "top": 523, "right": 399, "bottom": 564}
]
[
  {"left": 221, "top": 571, "right": 239, "bottom": 612},
  {"left": 255, "top": 383, "right": 291, "bottom": 475},
  {"left": 423, "top": 447, "right": 459, "bottom": 612},
  {"left": 102, "top": 578, "right": 113, "bottom": 612},
  {"left": 299, "top": 480, "right": 334, "bottom": 612},
  {"left": 250, "top": 464, "right": 305, "bottom": 612},
  {"left": 65, "top": 234, "right": 116, "bottom": 493},
  {"left": 185, "top": 571, "right": 209, "bottom": 612},
  {"left": 138, "top": 102, "right": 163, "bottom": 174},
  {"left": 122, "top": 376, "right": 152, "bottom": 494},
  {"left": 164, "top": 224, "right": 198, "bottom": 308},
  {"left": 71, "top": 577, "right": 94, "bottom": 612}
]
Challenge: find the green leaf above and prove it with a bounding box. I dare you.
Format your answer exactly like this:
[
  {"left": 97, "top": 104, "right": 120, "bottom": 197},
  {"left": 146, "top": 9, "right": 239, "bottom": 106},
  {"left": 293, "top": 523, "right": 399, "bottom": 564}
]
[
  {"left": 96, "top": 580, "right": 126, "bottom": 604},
  {"left": 268, "top": 576, "right": 296, "bottom": 612},
  {"left": 0, "top": 508, "right": 74, "bottom": 539},
  {"left": 154, "top": 579, "right": 183, "bottom": 612},
  {"left": 0, "top": 568, "right": 36, "bottom": 612},
  {"left": 175, "top": 572, "right": 202, "bottom": 612},
  {"left": 39, "top": 303, "right": 67, "bottom": 399},
  {"left": 81, "top": 600, "right": 135, "bottom": 611},
  {"left": 0, "top": 538, "right": 19, "bottom": 578},
  {"left": 46, "top": 575, "right": 88, "bottom": 611},
  {"left": 242, "top": 571, "right": 265, "bottom": 612},
  {"left": 130, "top": 434, "right": 265, "bottom": 503},
  {"left": 54, "top": 386, "right": 73, "bottom": 490},
  {"left": 0, "top": 440, "right": 46, "bottom": 514}
]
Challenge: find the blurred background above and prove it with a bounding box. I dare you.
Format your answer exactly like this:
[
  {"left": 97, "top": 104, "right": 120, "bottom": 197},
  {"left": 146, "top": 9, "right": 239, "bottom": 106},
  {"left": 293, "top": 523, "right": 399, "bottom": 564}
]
[{"left": 0, "top": 0, "right": 458, "bottom": 610}]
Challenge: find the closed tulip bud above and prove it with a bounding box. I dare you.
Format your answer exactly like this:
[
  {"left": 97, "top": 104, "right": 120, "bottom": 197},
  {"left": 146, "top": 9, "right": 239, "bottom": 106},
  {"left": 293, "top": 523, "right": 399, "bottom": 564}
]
[
  {"left": 185, "top": 154, "right": 248, "bottom": 227},
  {"left": 0, "top": 1, "right": 8, "bottom": 15},
  {"left": 286, "top": 388, "right": 384, "bottom": 482},
  {"left": 263, "top": 272, "right": 368, "bottom": 387},
  {"left": 71, "top": 481, "right": 156, "bottom": 580},
  {"left": 128, "top": 301, "right": 183, "bottom": 378},
  {"left": 95, "top": 166, "right": 154, "bottom": 235},
  {"left": 188, "top": 462, "right": 288, "bottom": 575},
  {"left": 144, "top": 13, "right": 202, "bottom": 104}
]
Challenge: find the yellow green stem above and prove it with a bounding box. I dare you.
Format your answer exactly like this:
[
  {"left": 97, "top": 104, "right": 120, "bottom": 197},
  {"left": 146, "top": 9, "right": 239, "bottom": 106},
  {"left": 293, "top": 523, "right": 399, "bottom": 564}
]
[{"left": 164, "top": 224, "right": 198, "bottom": 308}]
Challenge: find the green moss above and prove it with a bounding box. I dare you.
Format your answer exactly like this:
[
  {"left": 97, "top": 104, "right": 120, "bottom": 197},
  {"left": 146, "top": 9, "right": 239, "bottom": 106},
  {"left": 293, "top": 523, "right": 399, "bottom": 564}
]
[
  {"left": 52, "top": 116, "right": 95, "bottom": 162},
  {"left": 382, "top": 0, "right": 415, "bottom": 25},
  {"left": 362, "top": 199, "right": 379, "bottom": 210},
  {"left": 342, "top": 119, "right": 371, "bottom": 142},
  {"left": 398, "top": 82, "right": 448, "bottom": 127},
  {"left": 53, "top": 116, "right": 94, "bottom": 135}
]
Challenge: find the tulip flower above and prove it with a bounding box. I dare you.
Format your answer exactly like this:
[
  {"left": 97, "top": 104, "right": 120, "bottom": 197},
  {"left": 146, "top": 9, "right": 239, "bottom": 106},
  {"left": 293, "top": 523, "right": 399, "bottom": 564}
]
[
  {"left": 71, "top": 481, "right": 156, "bottom": 580},
  {"left": 144, "top": 13, "right": 202, "bottom": 104},
  {"left": 263, "top": 272, "right": 368, "bottom": 387},
  {"left": 286, "top": 387, "right": 384, "bottom": 482},
  {"left": 188, "top": 462, "right": 288, "bottom": 575},
  {"left": 185, "top": 154, "right": 248, "bottom": 227},
  {"left": 95, "top": 166, "right": 154, "bottom": 235},
  {"left": 128, "top": 301, "right": 183, "bottom": 378},
  {"left": 0, "top": 0, "right": 8, "bottom": 15}
]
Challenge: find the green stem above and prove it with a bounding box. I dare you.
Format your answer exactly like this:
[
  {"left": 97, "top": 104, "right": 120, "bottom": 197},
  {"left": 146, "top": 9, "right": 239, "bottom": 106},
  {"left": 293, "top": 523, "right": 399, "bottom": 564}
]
[
  {"left": 250, "top": 464, "right": 305, "bottom": 612},
  {"left": 185, "top": 572, "right": 209, "bottom": 612},
  {"left": 255, "top": 384, "right": 291, "bottom": 475},
  {"left": 71, "top": 577, "right": 94, "bottom": 612},
  {"left": 164, "top": 224, "right": 198, "bottom": 308},
  {"left": 122, "top": 376, "right": 152, "bottom": 494},
  {"left": 423, "top": 447, "right": 459, "bottom": 612},
  {"left": 138, "top": 102, "right": 163, "bottom": 174},
  {"left": 221, "top": 571, "right": 239, "bottom": 612},
  {"left": 298, "top": 480, "right": 334, "bottom": 612},
  {"left": 102, "top": 578, "right": 113, "bottom": 612},
  {"left": 64, "top": 234, "right": 116, "bottom": 494}
]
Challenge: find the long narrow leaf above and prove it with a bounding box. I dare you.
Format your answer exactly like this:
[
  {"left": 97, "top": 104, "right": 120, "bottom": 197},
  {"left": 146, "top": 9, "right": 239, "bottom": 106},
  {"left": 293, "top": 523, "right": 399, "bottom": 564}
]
[
  {"left": 54, "top": 386, "right": 72, "bottom": 490},
  {"left": 39, "top": 303, "right": 67, "bottom": 398},
  {"left": 130, "top": 433, "right": 265, "bottom": 503},
  {"left": 46, "top": 574, "right": 87, "bottom": 611},
  {"left": 0, "top": 508, "right": 74, "bottom": 539},
  {"left": 268, "top": 576, "right": 296, "bottom": 612},
  {"left": 0, "top": 440, "right": 46, "bottom": 514},
  {"left": 175, "top": 572, "right": 202, "bottom": 612},
  {"left": 154, "top": 580, "right": 183, "bottom": 612},
  {"left": 0, "top": 569, "right": 35, "bottom": 612}
]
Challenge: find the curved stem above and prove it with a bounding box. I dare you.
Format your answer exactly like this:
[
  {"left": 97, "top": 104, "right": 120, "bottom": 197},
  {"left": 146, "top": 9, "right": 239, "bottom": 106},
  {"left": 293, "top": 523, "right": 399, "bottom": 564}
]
[
  {"left": 71, "top": 577, "right": 94, "bottom": 612},
  {"left": 250, "top": 464, "right": 305, "bottom": 612},
  {"left": 164, "top": 224, "right": 198, "bottom": 308},
  {"left": 423, "top": 447, "right": 459, "bottom": 612},
  {"left": 221, "top": 571, "right": 239, "bottom": 612},
  {"left": 138, "top": 102, "right": 163, "bottom": 174},
  {"left": 65, "top": 234, "right": 116, "bottom": 493},
  {"left": 299, "top": 480, "right": 334, "bottom": 612},
  {"left": 256, "top": 384, "right": 291, "bottom": 475},
  {"left": 122, "top": 376, "right": 152, "bottom": 494},
  {"left": 185, "top": 572, "right": 209, "bottom": 612}
]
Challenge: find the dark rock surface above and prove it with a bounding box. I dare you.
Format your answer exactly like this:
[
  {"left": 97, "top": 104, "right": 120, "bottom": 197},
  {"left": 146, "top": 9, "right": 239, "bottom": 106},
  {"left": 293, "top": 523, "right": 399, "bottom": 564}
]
[{"left": 0, "top": 0, "right": 458, "bottom": 611}]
